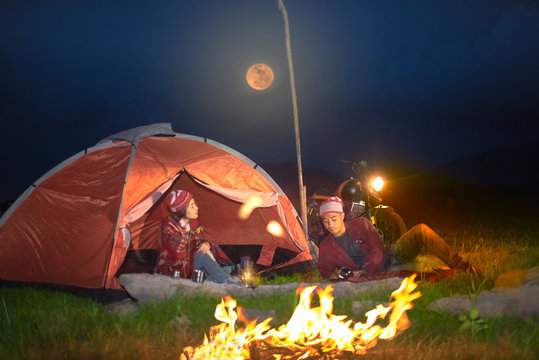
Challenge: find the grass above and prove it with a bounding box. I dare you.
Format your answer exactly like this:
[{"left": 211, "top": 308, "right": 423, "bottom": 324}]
[{"left": 1, "top": 218, "right": 538, "bottom": 359}]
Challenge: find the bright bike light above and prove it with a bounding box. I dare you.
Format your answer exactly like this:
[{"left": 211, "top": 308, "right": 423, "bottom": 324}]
[{"left": 371, "top": 176, "right": 384, "bottom": 192}]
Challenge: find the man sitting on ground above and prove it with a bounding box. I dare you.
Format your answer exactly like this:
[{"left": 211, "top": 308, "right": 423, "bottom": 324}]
[{"left": 317, "top": 197, "right": 480, "bottom": 279}]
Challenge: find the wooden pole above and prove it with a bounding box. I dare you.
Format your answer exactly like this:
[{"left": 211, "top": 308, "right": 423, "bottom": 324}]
[{"left": 277, "top": 0, "right": 308, "bottom": 238}]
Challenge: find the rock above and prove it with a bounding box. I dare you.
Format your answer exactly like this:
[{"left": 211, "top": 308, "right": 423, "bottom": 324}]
[
  {"left": 523, "top": 267, "right": 539, "bottom": 286},
  {"left": 115, "top": 268, "right": 539, "bottom": 319},
  {"left": 105, "top": 298, "right": 138, "bottom": 315},
  {"left": 242, "top": 308, "right": 277, "bottom": 323},
  {"left": 494, "top": 267, "right": 539, "bottom": 287},
  {"left": 428, "top": 266, "right": 539, "bottom": 318},
  {"left": 118, "top": 273, "right": 404, "bottom": 304},
  {"left": 351, "top": 300, "right": 380, "bottom": 315}
]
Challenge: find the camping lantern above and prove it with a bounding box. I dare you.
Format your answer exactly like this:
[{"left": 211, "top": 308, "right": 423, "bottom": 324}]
[{"left": 238, "top": 256, "right": 256, "bottom": 288}]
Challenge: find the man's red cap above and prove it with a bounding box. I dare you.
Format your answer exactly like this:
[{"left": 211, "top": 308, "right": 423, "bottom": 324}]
[{"left": 319, "top": 196, "right": 344, "bottom": 217}]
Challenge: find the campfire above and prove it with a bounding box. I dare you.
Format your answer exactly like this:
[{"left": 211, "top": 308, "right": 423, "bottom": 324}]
[{"left": 181, "top": 275, "right": 421, "bottom": 359}]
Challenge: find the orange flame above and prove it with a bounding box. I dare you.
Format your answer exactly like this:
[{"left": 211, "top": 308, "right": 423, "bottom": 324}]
[
  {"left": 181, "top": 275, "right": 421, "bottom": 359},
  {"left": 238, "top": 195, "right": 264, "bottom": 220}
]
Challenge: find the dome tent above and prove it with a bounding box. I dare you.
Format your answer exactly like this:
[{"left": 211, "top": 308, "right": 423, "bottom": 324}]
[{"left": 0, "top": 123, "right": 312, "bottom": 297}]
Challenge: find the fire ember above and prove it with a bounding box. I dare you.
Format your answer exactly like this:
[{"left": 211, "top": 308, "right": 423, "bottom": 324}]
[
  {"left": 180, "top": 275, "right": 421, "bottom": 359},
  {"left": 238, "top": 195, "right": 264, "bottom": 220}
]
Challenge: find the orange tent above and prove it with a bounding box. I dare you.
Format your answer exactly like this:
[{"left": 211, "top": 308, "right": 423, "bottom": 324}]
[{"left": 0, "top": 123, "right": 312, "bottom": 293}]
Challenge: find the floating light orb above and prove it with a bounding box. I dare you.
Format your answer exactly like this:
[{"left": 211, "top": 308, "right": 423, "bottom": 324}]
[
  {"left": 266, "top": 220, "right": 284, "bottom": 237},
  {"left": 238, "top": 195, "right": 264, "bottom": 220}
]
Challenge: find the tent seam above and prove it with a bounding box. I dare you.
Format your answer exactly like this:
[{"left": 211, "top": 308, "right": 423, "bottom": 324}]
[{"left": 102, "top": 142, "right": 138, "bottom": 288}]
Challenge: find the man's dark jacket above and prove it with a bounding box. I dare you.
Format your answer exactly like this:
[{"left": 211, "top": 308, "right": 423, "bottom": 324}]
[{"left": 318, "top": 217, "right": 385, "bottom": 278}]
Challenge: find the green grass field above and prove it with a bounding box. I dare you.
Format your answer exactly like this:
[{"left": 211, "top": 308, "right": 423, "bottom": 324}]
[
  {"left": 1, "top": 218, "right": 537, "bottom": 360},
  {"left": 1, "top": 177, "right": 538, "bottom": 359}
]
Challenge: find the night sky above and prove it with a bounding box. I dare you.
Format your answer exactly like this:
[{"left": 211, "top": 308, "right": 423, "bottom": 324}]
[{"left": 1, "top": 1, "right": 538, "bottom": 202}]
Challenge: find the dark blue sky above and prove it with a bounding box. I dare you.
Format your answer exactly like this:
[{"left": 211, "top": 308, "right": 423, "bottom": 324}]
[{"left": 1, "top": 1, "right": 538, "bottom": 201}]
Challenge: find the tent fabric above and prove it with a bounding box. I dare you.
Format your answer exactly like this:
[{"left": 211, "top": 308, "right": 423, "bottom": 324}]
[{"left": 0, "top": 124, "right": 311, "bottom": 291}]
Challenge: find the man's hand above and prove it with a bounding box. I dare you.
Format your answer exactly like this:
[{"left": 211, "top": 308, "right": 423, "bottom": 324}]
[{"left": 196, "top": 242, "right": 211, "bottom": 254}]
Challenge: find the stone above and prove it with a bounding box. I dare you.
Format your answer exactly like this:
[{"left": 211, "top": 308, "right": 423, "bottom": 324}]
[
  {"left": 351, "top": 300, "right": 380, "bottom": 315},
  {"left": 112, "top": 267, "right": 539, "bottom": 320},
  {"left": 428, "top": 266, "right": 539, "bottom": 318},
  {"left": 242, "top": 308, "right": 277, "bottom": 323},
  {"left": 104, "top": 298, "right": 138, "bottom": 315},
  {"left": 118, "top": 273, "right": 404, "bottom": 304},
  {"left": 494, "top": 267, "right": 538, "bottom": 287}
]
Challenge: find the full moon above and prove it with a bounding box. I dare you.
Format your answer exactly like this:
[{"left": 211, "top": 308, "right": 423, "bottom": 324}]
[{"left": 246, "top": 63, "right": 274, "bottom": 90}]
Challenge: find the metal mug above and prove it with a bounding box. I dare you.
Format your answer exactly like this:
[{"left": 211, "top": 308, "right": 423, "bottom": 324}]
[
  {"left": 192, "top": 269, "right": 205, "bottom": 283},
  {"left": 172, "top": 270, "right": 181, "bottom": 279}
]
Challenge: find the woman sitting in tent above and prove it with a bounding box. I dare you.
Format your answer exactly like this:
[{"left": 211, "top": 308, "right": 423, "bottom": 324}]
[{"left": 154, "top": 190, "right": 241, "bottom": 285}]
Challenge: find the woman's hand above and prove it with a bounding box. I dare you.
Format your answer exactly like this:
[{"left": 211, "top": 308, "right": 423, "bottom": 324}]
[
  {"left": 196, "top": 242, "right": 211, "bottom": 254},
  {"left": 352, "top": 270, "right": 364, "bottom": 277}
]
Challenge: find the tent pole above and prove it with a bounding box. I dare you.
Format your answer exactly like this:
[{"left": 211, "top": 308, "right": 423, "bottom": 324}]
[{"left": 277, "top": 0, "right": 308, "bottom": 238}]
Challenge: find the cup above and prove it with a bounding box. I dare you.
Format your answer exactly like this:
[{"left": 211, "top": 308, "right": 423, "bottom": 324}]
[{"left": 192, "top": 269, "right": 205, "bottom": 283}]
